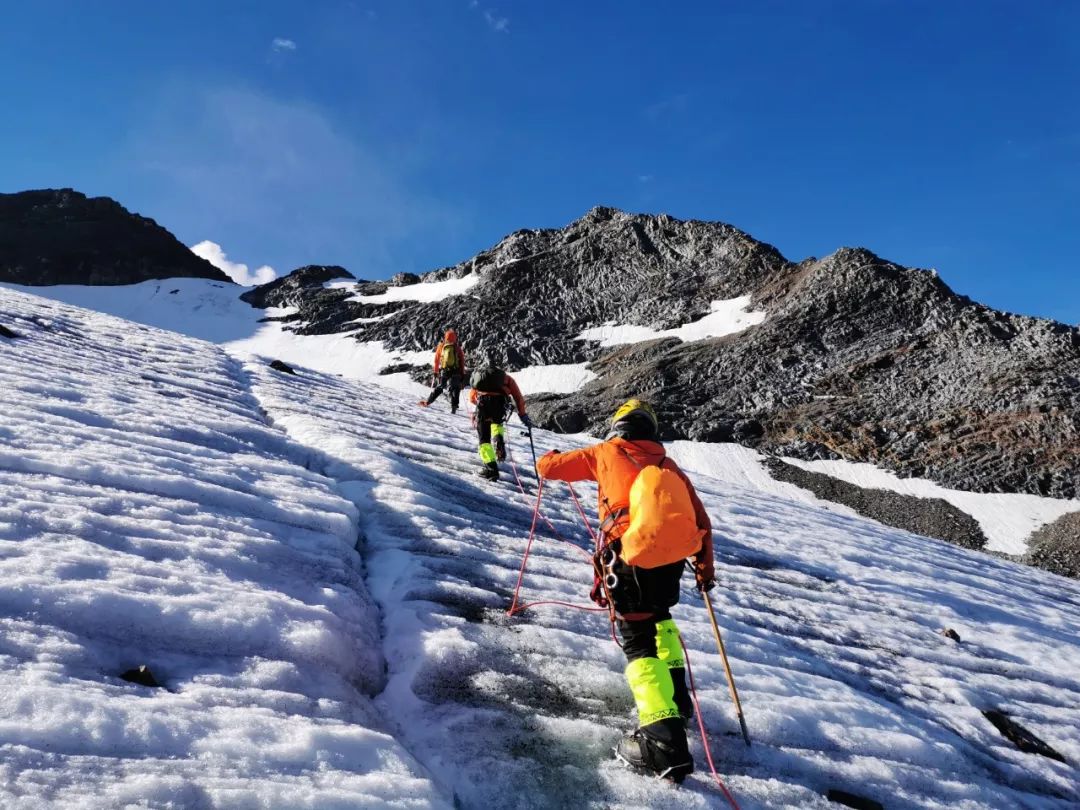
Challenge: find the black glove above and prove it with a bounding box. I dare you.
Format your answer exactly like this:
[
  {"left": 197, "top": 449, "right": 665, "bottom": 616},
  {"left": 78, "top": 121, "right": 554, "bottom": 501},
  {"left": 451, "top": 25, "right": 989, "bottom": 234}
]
[{"left": 520, "top": 413, "right": 533, "bottom": 429}]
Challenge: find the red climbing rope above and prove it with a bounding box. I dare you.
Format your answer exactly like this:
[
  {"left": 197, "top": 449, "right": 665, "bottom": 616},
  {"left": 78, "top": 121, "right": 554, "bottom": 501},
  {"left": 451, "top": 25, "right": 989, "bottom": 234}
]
[
  {"left": 681, "top": 637, "right": 742, "bottom": 809},
  {"left": 506, "top": 475, "right": 607, "bottom": 616},
  {"left": 507, "top": 477, "right": 545, "bottom": 616},
  {"left": 507, "top": 449, "right": 593, "bottom": 564}
]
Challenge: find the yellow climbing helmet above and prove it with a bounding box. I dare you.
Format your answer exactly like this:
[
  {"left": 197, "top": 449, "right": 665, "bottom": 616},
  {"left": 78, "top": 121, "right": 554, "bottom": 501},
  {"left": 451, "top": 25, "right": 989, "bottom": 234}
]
[{"left": 611, "top": 398, "right": 658, "bottom": 431}]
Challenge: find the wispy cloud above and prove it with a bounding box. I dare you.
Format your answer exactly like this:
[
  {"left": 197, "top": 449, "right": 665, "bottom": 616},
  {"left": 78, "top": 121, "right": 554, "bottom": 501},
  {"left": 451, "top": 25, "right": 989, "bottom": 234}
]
[
  {"left": 271, "top": 37, "right": 297, "bottom": 52},
  {"left": 131, "top": 84, "right": 456, "bottom": 274},
  {"left": 190, "top": 240, "right": 277, "bottom": 286},
  {"left": 468, "top": 2, "right": 508, "bottom": 33},
  {"left": 483, "top": 10, "right": 509, "bottom": 32}
]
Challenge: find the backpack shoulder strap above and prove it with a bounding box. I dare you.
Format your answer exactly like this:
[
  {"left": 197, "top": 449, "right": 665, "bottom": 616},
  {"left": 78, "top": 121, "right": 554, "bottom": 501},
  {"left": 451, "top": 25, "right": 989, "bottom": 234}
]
[{"left": 614, "top": 442, "right": 665, "bottom": 470}]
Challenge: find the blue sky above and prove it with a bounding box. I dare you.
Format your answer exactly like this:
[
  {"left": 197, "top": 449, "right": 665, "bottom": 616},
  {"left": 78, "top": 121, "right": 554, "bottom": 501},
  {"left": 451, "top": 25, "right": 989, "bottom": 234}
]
[{"left": 2, "top": 1, "right": 1077, "bottom": 321}]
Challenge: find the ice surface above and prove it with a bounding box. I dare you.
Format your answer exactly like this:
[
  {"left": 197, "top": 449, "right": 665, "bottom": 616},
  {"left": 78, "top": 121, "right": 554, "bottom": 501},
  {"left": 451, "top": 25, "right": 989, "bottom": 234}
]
[
  {"left": 3, "top": 284, "right": 1080, "bottom": 809},
  {"left": 0, "top": 288, "right": 446, "bottom": 809}
]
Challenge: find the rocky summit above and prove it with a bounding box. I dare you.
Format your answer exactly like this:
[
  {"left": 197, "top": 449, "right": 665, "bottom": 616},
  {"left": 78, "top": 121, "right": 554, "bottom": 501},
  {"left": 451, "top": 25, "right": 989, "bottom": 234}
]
[
  {"left": 0, "top": 189, "right": 230, "bottom": 286},
  {"left": 246, "top": 206, "right": 1080, "bottom": 502}
]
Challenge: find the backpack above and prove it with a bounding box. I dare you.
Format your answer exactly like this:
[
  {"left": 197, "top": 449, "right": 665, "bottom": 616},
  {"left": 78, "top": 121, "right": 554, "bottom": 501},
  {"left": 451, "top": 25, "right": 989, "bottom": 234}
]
[
  {"left": 441, "top": 343, "right": 458, "bottom": 370},
  {"left": 619, "top": 455, "right": 706, "bottom": 569},
  {"left": 470, "top": 366, "right": 505, "bottom": 391}
]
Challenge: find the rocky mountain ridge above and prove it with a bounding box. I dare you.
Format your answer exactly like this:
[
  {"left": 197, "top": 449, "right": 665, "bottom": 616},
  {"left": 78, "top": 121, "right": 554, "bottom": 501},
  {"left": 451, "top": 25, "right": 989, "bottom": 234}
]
[
  {"left": 0, "top": 189, "right": 230, "bottom": 286},
  {"left": 249, "top": 206, "right": 1080, "bottom": 503}
]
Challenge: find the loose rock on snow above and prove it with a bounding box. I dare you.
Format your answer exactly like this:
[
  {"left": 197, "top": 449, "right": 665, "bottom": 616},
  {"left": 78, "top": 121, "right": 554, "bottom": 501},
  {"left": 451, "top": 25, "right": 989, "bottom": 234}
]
[
  {"left": 826, "top": 789, "right": 885, "bottom": 810},
  {"left": 269, "top": 359, "right": 297, "bottom": 375},
  {"left": 982, "top": 709, "right": 1066, "bottom": 763},
  {"left": 119, "top": 665, "right": 161, "bottom": 688}
]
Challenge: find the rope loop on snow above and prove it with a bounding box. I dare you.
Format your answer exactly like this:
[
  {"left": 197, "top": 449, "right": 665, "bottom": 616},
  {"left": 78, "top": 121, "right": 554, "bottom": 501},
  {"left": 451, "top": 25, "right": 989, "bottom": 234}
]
[{"left": 506, "top": 475, "right": 607, "bottom": 617}]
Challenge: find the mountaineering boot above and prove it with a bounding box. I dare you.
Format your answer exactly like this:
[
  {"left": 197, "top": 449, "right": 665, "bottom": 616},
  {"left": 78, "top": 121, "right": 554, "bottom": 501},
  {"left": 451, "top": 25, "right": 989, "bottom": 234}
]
[
  {"left": 617, "top": 657, "right": 692, "bottom": 781},
  {"left": 494, "top": 434, "right": 506, "bottom": 461},
  {"left": 615, "top": 717, "right": 693, "bottom": 782},
  {"left": 477, "top": 461, "right": 500, "bottom": 481}
]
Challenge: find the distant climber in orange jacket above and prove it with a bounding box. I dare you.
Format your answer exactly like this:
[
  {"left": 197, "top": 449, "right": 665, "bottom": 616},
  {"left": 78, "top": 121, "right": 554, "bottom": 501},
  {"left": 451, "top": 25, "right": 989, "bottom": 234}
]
[
  {"left": 536, "top": 399, "right": 714, "bottom": 782},
  {"left": 468, "top": 363, "right": 531, "bottom": 481},
  {"left": 422, "top": 329, "right": 466, "bottom": 413}
]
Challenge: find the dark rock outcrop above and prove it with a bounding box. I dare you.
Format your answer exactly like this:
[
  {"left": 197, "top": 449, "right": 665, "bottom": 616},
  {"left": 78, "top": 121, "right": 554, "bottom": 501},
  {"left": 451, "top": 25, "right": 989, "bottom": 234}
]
[
  {"left": 0, "top": 323, "right": 18, "bottom": 339},
  {"left": 242, "top": 207, "right": 1080, "bottom": 502},
  {"left": 1026, "top": 512, "right": 1080, "bottom": 578},
  {"left": 764, "top": 459, "right": 988, "bottom": 550},
  {"left": 982, "top": 709, "right": 1065, "bottom": 762},
  {"left": 0, "top": 189, "right": 230, "bottom": 285},
  {"left": 269, "top": 359, "right": 297, "bottom": 375},
  {"left": 826, "top": 790, "right": 884, "bottom": 810},
  {"left": 119, "top": 665, "right": 161, "bottom": 688}
]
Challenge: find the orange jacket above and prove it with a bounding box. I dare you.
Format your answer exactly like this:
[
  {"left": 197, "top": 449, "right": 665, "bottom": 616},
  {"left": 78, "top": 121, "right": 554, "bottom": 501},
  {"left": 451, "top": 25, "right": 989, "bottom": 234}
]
[
  {"left": 433, "top": 340, "right": 466, "bottom": 374},
  {"left": 536, "top": 438, "right": 714, "bottom": 565},
  {"left": 469, "top": 374, "right": 527, "bottom": 418}
]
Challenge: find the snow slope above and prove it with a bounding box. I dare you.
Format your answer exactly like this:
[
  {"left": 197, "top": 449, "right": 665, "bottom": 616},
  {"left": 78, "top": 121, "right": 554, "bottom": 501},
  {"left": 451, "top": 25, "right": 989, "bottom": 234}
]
[
  {"left": 2, "top": 286, "right": 1079, "bottom": 809},
  {"left": 0, "top": 288, "right": 443, "bottom": 808}
]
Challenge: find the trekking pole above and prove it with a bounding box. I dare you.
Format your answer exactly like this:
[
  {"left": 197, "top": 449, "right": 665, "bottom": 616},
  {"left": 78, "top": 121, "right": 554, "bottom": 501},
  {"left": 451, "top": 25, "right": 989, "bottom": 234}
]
[
  {"left": 526, "top": 426, "right": 539, "bottom": 478},
  {"left": 702, "top": 588, "right": 752, "bottom": 747}
]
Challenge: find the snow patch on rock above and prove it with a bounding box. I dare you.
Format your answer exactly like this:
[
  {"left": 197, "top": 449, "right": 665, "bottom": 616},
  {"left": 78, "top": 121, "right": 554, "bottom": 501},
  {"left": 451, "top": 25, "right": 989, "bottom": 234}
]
[
  {"left": 512, "top": 363, "right": 598, "bottom": 394},
  {"left": 785, "top": 458, "right": 1080, "bottom": 557},
  {"left": 576, "top": 295, "right": 766, "bottom": 346},
  {"left": 349, "top": 274, "right": 480, "bottom": 304}
]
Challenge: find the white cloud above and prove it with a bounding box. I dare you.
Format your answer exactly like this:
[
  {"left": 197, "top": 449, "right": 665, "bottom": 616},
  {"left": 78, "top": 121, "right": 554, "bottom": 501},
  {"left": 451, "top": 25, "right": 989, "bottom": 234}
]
[
  {"left": 272, "top": 37, "right": 297, "bottom": 51},
  {"left": 483, "top": 10, "right": 509, "bottom": 32},
  {"left": 468, "top": 2, "right": 507, "bottom": 32},
  {"left": 190, "top": 240, "right": 277, "bottom": 286}
]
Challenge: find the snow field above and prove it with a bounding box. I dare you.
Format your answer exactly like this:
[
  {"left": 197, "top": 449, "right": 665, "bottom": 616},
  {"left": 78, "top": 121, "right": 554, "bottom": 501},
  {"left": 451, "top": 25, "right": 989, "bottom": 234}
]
[
  {"left": 3, "top": 283, "right": 1080, "bottom": 808},
  {"left": 246, "top": 356, "right": 1080, "bottom": 808},
  {"left": 0, "top": 288, "right": 446, "bottom": 808}
]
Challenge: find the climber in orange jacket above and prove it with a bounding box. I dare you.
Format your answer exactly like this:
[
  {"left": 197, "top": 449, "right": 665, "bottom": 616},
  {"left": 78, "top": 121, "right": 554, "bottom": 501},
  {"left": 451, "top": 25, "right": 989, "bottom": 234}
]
[
  {"left": 421, "top": 329, "right": 467, "bottom": 413},
  {"left": 468, "top": 363, "right": 531, "bottom": 481},
  {"left": 535, "top": 399, "right": 715, "bottom": 782}
]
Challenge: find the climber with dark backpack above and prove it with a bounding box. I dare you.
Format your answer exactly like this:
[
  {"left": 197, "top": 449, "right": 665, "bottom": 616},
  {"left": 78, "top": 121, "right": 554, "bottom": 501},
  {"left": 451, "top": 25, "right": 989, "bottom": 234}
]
[
  {"left": 468, "top": 363, "right": 532, "bottom": 481},
  {"left": 535, "top": 399, "right": 715, "bottom": 783},
  {"left": 420, "top": 329, "right": 467, "bottom": 413}
]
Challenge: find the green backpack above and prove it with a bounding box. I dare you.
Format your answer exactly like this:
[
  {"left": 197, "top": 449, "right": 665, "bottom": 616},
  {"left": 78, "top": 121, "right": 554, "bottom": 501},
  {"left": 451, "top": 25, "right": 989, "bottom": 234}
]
[{"left": 441, "top": 343, "right": 458, "bottom": 369}]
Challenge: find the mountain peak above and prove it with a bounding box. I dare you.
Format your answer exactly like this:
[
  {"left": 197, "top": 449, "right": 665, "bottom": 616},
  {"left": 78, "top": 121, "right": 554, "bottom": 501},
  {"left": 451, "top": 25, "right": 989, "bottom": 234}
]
[{"left": 0, "top": 188, "right": 231, "bottom": 286}]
